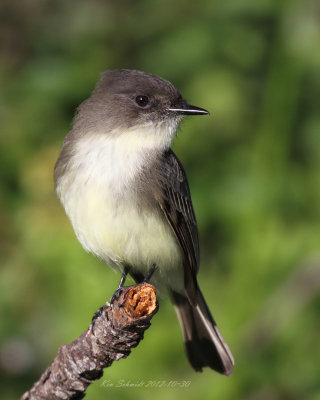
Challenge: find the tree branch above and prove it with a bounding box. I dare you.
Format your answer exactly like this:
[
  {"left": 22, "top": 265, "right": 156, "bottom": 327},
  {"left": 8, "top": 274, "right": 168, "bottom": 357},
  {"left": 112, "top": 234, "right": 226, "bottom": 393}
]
[{"left": 21, "top": 283, "right": 158, "bottom": 400}]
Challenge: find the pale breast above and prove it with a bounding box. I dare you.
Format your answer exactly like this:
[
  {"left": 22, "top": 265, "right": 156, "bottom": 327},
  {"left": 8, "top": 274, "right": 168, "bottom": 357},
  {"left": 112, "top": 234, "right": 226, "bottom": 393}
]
[{"left": 56, "top": 133, "right": 185, "bottom": 291}]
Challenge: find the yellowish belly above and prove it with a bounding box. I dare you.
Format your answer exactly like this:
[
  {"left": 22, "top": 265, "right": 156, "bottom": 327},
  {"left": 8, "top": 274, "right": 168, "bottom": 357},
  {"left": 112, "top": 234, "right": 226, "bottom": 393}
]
[{"left": 64, "top": 185, "right": 184, "bottom": 291}]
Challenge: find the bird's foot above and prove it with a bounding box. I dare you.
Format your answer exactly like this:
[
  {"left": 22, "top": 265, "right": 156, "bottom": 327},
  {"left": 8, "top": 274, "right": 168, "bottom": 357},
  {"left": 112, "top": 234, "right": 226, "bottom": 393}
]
[
  {"left": 91, "top": 306, "right": 104, "bottom": 325},
  {"left": 110, "top": 286, "right": 125, "bottom": 304}
]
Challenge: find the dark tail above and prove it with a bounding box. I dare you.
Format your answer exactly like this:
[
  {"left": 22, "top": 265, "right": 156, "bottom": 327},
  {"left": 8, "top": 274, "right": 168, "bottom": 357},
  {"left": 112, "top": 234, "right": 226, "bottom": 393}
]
[{"left": 170, "top": 289, "right": 234, "bottom": 375}]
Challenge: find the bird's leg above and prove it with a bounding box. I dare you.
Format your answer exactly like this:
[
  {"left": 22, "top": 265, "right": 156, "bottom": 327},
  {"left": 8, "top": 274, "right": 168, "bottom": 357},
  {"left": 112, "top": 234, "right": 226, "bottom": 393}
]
[
  {"left": 144, "top": 263, "right": 158, "bottom": 283},
  {"left": 110, "top": 266, "right": 130, "bottom": 304},
  {"left": 118, "top": 266, "right": 129, "bottom": 288}
]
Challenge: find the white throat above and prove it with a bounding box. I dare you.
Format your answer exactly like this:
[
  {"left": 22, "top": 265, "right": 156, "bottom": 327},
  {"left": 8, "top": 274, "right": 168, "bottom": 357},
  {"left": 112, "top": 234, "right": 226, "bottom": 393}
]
[{"left": 66, "top": 123, "right": 177, "bottom": 192}]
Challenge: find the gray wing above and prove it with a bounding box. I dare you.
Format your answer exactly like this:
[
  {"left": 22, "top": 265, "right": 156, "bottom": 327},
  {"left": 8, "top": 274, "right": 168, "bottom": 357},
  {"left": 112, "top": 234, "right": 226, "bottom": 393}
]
[{"left": 156, "top": 150, "right": 200, "bottom": 303}]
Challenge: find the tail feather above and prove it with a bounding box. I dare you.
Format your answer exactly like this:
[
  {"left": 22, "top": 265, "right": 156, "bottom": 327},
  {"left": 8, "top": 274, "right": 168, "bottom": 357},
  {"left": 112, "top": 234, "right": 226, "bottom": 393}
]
[{"left": 170, "top": 289, "right": 234, "bottom": 375}]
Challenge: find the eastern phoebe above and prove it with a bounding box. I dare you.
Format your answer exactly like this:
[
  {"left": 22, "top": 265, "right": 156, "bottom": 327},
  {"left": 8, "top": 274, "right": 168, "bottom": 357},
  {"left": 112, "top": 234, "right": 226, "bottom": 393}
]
[{"left": 55, "top": 69, "right": 234, "bottom": 375}]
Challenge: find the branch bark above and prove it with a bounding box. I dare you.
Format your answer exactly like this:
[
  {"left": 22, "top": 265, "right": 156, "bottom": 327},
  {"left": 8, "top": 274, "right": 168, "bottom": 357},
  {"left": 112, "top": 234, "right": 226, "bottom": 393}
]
[{"left": 21, "top": 283, "right": 158, "bottom": 400}]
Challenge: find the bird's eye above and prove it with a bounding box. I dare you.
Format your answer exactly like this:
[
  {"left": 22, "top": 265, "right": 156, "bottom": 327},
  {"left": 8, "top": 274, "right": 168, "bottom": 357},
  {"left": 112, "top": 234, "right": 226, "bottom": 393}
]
[{"left": 135, "top": 95, "right": 149, "bottom": 107}]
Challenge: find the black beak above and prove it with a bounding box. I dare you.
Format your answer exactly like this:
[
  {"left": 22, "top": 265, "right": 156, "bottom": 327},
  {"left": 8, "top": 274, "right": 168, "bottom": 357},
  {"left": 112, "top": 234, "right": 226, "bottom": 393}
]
[{"left": 167, "top": 102, "right": 209, "bottom": 116}]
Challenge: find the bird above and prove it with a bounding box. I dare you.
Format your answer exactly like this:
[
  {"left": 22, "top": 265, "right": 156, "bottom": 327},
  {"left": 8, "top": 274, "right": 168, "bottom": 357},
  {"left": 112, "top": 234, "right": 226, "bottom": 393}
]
[{"left": 54, "top": 69, "right": 234, "bottom": 375}]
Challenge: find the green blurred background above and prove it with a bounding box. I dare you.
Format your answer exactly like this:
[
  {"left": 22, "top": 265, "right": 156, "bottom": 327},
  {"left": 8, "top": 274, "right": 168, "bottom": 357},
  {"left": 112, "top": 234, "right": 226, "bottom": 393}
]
[{"left": 1, "top": 0, "right": 320, "bottom": 399}]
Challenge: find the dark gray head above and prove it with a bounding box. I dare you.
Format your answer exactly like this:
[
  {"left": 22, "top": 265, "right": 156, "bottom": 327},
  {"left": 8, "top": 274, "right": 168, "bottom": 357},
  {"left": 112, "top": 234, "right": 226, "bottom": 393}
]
[
  {"left": 73, "top": 69, "right": 209, "bottom": 134},
  {"left": 55, "top": 69, "right": 209, "bottom": 190}
]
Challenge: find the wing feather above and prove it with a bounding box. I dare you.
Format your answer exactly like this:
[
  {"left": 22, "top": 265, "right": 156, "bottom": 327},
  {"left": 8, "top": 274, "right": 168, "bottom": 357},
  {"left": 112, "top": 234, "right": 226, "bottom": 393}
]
[{"left": 155, "top": 150, "right": 200, "bottom": 303}]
